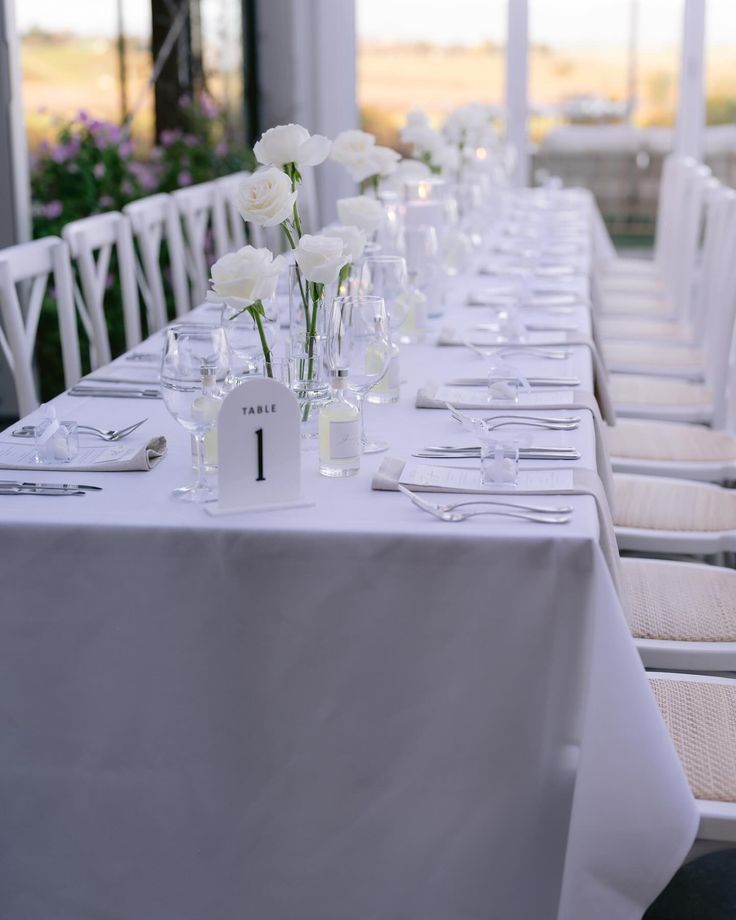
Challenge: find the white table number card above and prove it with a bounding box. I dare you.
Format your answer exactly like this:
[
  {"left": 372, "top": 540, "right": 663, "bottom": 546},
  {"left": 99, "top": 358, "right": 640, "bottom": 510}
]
[{"left": 213, "top": 377, "right": 309, "bottom": 514}]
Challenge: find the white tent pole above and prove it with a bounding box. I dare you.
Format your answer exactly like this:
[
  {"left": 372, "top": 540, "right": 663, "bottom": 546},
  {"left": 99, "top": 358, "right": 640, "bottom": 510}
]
[
  {"left": 674, "top": 0, "right": 706, "bottom": 161},
  {"left": 505, "top": 0, "right": 529, "bottom": 187}
]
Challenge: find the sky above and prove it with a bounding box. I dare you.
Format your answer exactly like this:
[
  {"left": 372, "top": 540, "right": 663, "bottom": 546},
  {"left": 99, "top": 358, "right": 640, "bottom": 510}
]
[{"left": 14, "top": 0, "right": 736, "bottom": 50}]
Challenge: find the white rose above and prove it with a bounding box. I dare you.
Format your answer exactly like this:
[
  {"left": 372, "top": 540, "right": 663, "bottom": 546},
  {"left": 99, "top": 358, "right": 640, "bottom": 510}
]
[
  {"left": 434, "top": 144, "right": 460, "bottom": 173},
  {"left": 236, "top": 168, "right": 296, "bottom": 226},
  {"left": 336, "top": 196, "right": 385, "bottom": 234},
  {"left": 400, "top": 125, "right": 446, "bottom": 158},
  {"left": 294, "top": 233, "right": 350, "bottom": 284},
  {"left": 330, "top": 129, "right": 375, "bottom": 168},
  {"left": 406, "top": 109, "right": 430, "bottom": 127},
  {"left": 322, "top": 224, "right": 366, "bottom": 264},
  {"left": 372, "top": 146, "right": 401, "bottom": 178},
  {"left": 254, "top": 123, "right": 331, "bottom": 169},
  {"left": 380, "top": 158, "right": 432, "bottom": 194},
  {"left": 207, "top": 246, "right": 286, "bottom": 309}
]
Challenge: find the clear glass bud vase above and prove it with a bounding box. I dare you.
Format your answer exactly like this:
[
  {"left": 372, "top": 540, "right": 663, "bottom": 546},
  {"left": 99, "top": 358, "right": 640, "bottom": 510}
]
[{"left": 288, "top": 264, "right": 330, "bottom": 435}]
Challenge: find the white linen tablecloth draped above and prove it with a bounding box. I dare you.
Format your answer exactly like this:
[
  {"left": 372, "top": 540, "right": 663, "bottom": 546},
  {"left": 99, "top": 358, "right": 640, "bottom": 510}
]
[{"left": 0, "top": 203, "right": 697, "bottom": 920}]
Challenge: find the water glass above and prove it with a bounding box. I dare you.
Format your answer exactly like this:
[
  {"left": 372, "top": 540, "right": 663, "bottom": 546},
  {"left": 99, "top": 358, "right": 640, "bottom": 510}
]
[{"left": 480, "top": 439, "right": 520, "bottom": 486}]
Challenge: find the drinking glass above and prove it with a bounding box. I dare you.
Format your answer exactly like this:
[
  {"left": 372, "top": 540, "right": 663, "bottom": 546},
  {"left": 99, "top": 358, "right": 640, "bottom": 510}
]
[
  {"left": 359, "top": 255, "right": 409, "bottom": 403},
  {"left": 160, "top": 323, "right": 228, "bottom": 502},
  {"left": 220, "top": 299, "right": 279, "bottom": 388},
  {"left": 326, "top": 294, "right": 391, "bottom": 453},
  {"left": 399, "top": 224, "right": 440, "bottom": 333}
]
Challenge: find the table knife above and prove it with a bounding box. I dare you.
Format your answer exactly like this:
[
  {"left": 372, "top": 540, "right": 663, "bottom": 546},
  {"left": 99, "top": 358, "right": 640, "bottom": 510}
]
[
  {"left": 0, "top": 480, "right": 103, "bottom": 492},
  {"left": 68, "top": 386, "right": 161, "bottom": 399},
  {"left": 447, "top": 376, "right": 581, "bottom": 388}
]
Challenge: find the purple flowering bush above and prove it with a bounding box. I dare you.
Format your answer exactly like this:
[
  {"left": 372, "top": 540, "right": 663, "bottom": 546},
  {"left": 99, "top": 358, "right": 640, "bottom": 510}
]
[
  {"left": 31, "top": 93, "right": 255, "bottom": 237},
  {"left": 31, "top": 114, "right": 146, "bottom": 237}
]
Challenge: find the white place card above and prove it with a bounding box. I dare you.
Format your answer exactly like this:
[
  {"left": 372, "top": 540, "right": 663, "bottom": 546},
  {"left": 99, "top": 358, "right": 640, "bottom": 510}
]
[
  {"left": 434, "top": 386, "right": 575, "bottom": 407},
  {"left": 212, "top": 377, "right": 309, "bottom": 515},
  {"left": 399, "top": 461, "right": 575, "bottom": 493}
]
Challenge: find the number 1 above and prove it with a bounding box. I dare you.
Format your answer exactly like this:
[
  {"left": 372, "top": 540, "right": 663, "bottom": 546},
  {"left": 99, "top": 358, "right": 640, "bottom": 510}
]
[{"left": 255, "top": 427, "right": 265, "bottom": 481}]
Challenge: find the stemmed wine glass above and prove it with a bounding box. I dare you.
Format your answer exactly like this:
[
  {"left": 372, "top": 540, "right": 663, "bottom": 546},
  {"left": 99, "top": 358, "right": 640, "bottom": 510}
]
[
  {"left": 160, "top": 323, "right": 228, "bottom": 502},
  {"left": 359, "top": 255, "right": 409, "bottom": 402},
  {"left": 326, "top": 294, "right": 391, "bottom": 454},
  {"left": 220, "top": 298, "right": 279, "bottom": 387}
]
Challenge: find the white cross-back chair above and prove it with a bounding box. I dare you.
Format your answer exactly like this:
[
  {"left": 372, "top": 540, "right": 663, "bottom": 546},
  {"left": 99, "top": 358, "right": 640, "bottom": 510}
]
[
  {"left": 214, "top": 171, "right": 265, "bottom": 251},
  {"left": 604, "top": 183, "right": 736, "bottom": 383},
  {"left": 609, "top": 182, "right": 736, "bottom": 425},
  {"left": 172, "top": 182, "right": 229, "bottom": 307},
  {"left": 124, "top": 193, "right": 190, "bottom": 325},
  {"left": 62, "top": 212, "right": 141, "bottom": 369},
  {"left": 0, "top": 236, "right": 81, "bottom": 417},
  {"left": 648, "top": 672, "right": 736, "bottom": 852}
]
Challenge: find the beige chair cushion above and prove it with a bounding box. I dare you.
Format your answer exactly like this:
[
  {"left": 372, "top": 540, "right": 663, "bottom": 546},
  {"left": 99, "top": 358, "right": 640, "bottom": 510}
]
[
  {"left": 604, "top": 342, "right": 704, "bottom": 371},
  {"left": 606, "top": 419, "right": 736, "bottom": 463},
  {"left": 623, "top": 558, "right": 736, "bottom": 641},
  {"left": 599, "top": 292, "right": 673, "bottom": 317},
  {"left": 610, "top": 375, "right": 712, "bottom": 408},
  {"left": 600, "top": 317, "right": 692, "bottom": 342},
  {"left": 602, "top": 258, "right": 658, "bottom": 277},
  {"left": 649, "top": 677, "right": 736, "bottom": 802},
  {"left": 614, "top": 474, "right": 736, "bottom": 532}
]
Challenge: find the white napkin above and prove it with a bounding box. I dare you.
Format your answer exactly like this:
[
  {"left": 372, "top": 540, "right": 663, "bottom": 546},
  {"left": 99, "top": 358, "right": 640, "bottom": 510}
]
[
  {"left": 435, "top": 330, "right": 615, "bottom": 424},
  {"left": 0, "top": 436, "right": 167, "bottom": 472},
  {"left": 373, "top": 457, "right": 624, "bottom": 605},
  {"left": 414, "top": 386, "right": 615, "bottom": 510}
]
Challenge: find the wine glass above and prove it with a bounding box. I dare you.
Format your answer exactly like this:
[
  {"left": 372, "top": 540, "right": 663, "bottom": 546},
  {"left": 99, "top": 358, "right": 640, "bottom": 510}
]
[
  {"left": 220, "top": 299, "right": 279, "bottom": 388},
  {"left": 160, "top": 323, "right": 228, "bottom": 502},
  {"left": 359, "top": 255, "right": 409, "bottom": 402},
  {"left": 326, "top": 294, "right": 391, "bottom": 453}
]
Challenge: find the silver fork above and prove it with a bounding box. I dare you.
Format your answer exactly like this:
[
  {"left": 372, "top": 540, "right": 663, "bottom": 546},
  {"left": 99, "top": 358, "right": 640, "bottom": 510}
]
[
  {"left": 12, "top": 418, "right": 147, "bottom": 442},
  {"left": 398, "top": 485, "right": 572, "bottom": 524},
  {"left": 447, "top": 403, "right": 580, "bottom": 431},
  {"left": 464, "top": 340, "right": 569, "bottom": 361}
]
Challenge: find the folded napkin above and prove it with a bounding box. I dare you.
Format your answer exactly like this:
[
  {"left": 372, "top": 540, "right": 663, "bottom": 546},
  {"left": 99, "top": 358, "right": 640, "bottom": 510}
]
[
  {"left": 436, "top": 330, "right": 615, "bottom": 424},
  {"left": 0, "top": 436, "right": 167, "bottom": 472},
  {"left": 414, "top": 385, "right": 615, "bottom": 509},
  {"left": 373, "top": 456, "right": 624, "bottom": 604}
]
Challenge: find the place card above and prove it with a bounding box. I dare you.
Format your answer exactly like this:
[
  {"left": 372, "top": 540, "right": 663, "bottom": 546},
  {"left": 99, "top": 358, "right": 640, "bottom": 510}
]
[
  {"left": 433, "top": 386, "right": 574, "bottom": 407},
  {"left": 398, "top": 461, "right": 575, "bottom": 493},
  {"left": 211, "top": 376, "right": 312, "bottom": 515}
]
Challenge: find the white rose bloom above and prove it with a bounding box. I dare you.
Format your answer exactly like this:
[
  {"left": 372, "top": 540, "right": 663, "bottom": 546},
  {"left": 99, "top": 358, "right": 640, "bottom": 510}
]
[
  {"left": 330, "top": 129, "right": 376, "bottom": 167},
  {"left": 434, "top": 143, "right": 461, "bottom": 173},
  {"left": 207, "top": 246, "right": 286, "bottom": 309},
  {"left": 294, "top": 233, "right": 350, "bottom": 284},
  {"left": 405, "top": 109, "right": 430, "bottom": 127},
  {"left": 380, "top": 158, "right": 432, "bottom": 193},
  {"left": 254, "top": 123, "right": 331, "bottom": 169},
  {"left": 336, "top": 196, "right": 386, "bottom": 234},
  {"left": 400, "top": 125, "right": 446, "bottom": 158},
  {"left": 236, "top": 167, "right": 296, "bottom": 226},
  {"left": 372, "top": 146, "right": 401, "bottom": 177},
  {"left": 322, "top": 224, "right": 366, "bottom": 263}
]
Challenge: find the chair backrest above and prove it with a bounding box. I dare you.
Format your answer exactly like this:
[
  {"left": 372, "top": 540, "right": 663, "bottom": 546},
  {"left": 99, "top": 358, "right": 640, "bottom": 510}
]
[
  {"left": 0, "top": 236, "right": 81, "bottom": 416},
  {"left": 124, "top": 193, "right": 190, "bottom": 325},
  {"left": 696, "top": 185, "right": 736, "bottom": 427},
  {"left": 172, "top": 181, "right": 228, "bottom": 306},
  {"left": 62, "top": 211, "right": 141, "bottom": 368},
  {"left": 298, "top": 166, "right": 320, "bottom": 235},
  {"left": 214, "top": 171, "right": 264, "bottom": 251}
]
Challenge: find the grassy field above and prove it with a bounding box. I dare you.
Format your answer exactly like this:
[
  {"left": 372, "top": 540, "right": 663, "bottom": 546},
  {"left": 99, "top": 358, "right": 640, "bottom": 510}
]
[
  {"left": 20, "top": 35, "right": 736, "bottom": 151},
  {"left": 358, "top": 40, "right": 736, "bottom": 145}
]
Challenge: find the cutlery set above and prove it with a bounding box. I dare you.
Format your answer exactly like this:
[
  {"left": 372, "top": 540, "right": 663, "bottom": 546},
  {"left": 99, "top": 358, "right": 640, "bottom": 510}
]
[
  {"left": 12, "top": 419, "right": 148, "bottom": 442},
  {"left": 397, "top": 485, "right": 572, "bottom": 525}
]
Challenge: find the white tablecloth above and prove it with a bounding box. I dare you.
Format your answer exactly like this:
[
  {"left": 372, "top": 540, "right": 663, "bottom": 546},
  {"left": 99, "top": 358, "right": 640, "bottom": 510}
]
[{"left": 0, "top": 268, "right": 697, "bottom": 919}]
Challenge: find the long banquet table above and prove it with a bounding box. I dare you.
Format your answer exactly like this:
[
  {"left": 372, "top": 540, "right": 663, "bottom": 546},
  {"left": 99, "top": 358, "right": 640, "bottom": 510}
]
[{"left": 0, "top": 208, "right": 698, "bottom": 919}]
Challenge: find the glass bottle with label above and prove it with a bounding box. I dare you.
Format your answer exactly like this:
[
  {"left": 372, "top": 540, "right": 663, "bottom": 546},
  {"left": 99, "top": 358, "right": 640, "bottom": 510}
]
[
  {"left": 190, "top": 365, "right": 222, "bottom": 473},
  {"left": 319, "top": 369, "right": 360, "bottom": 477}
]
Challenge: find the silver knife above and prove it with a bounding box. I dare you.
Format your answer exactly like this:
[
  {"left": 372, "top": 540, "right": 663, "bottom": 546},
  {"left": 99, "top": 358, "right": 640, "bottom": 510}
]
[
  {"left": 68, "top": 386, "right": 161, "bottom": 399},
  {"left": 414, "top": 448, "right": 581, "bottom": 460},
  {"left": 448, "top": 376, "right": 581, "bottom": 388},
  {"left": 0, "top": 485, "right": 86, "bottom": 495},
  {"left": 0, "top": 480, "right": 102, "bottom": 492}
]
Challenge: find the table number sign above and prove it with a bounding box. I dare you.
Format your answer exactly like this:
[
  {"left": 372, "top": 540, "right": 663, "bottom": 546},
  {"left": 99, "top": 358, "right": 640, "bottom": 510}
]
[{"left": 210, "top": 377, "right": 311, "bottom": 515}]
